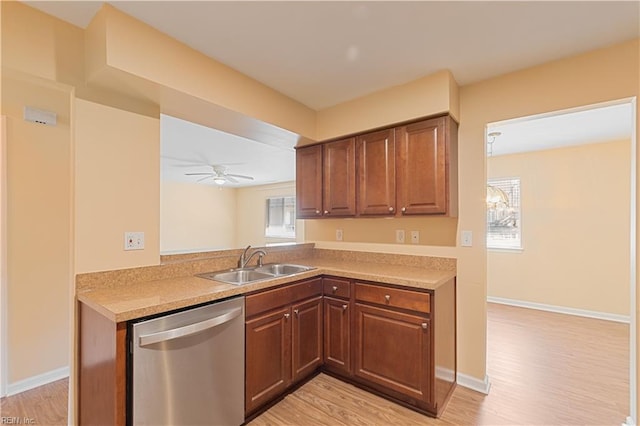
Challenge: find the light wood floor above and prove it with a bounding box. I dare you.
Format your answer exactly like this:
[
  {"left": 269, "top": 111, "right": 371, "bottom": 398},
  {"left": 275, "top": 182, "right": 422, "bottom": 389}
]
[{"left": 1, "top": 303, "right": 629, "bottom": 425}]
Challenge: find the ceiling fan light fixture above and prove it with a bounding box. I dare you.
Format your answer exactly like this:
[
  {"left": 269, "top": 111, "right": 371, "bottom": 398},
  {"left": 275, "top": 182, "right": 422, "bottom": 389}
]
[{"left": 213, "top": 177, "right": 226, "bottom": 185}]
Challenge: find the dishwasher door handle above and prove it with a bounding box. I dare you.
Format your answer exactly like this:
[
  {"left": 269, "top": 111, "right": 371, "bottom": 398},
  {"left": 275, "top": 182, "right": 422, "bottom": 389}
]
[{"left": 139, "top": 307, "right": 242, "bottom": 347}]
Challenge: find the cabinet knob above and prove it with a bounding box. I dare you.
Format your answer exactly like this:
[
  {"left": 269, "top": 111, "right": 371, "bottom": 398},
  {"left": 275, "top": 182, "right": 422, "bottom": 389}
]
[
  {"left": 401, "top": 207, "right": 406, "bottom": 213},
  {"left": 293, "top": 309, "right": 299, "bottom": 317},
  {"left": 422, "top": 322, "right": 428, "bottom": 330},
  {"left": 388, "top": 206, "right": 394, "bottom": 212},
  {"left": 342, "top": 304, "right": 348, "bottom": 311},
  {"left": 384, "top": 295, "right": 391, "bottom": 302},
  {"left": 332, "top": 285, "right": 338, "bottom": 293},
  {"left": 315, "top": 210, "right": 321, "bottom": 215},
  {"left": 284, "top": 313, "right": 290, "bottom": 319},
  {"left": 324, "top": 210, "right": 330, "bottom": 215}
]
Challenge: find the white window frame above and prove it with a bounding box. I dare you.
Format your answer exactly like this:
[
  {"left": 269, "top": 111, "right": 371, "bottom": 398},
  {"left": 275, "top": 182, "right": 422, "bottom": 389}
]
[
  {"left": 265, "top": 196, "right": 296, "bottom": 239},
  {"left": 487, "top": 177, "right": 522, "bottom": 251}
]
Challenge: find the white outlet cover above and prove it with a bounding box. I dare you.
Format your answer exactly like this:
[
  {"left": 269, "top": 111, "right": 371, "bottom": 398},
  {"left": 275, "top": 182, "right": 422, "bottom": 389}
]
[
  {"left": 395, "top": 230, "right": 405, "bottom": 243},
  {"left": 125, "top": 232, "right": 145, "bottom": 250},
  {"left": 461, "top": 230, "right": 473, "bottom": 247},
  {"left": 336, "top": 229, "right": 343, "bottom": 241}
]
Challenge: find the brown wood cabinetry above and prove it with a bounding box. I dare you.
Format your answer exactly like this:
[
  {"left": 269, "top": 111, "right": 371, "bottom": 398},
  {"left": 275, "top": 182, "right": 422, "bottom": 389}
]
[
  {"left": 78, "top": 302, "right": 127, "bottom": 426},
  {"left": 291, "top": 296, "right": 323, "bottom": 381},
  {"left": 352, "top": 279, "right": 456, "bottom": 417},
  {"left": 245, "top": 278, "right": 323, "bottom": 415},
  {"left": 295, "top": 144, "right": 323, "bottom": 218},
  {"left": 354, "top": 302, "right": 431, "bottom": 405},
  {"left": 323, "top": 138, "right": 356, "bottom": 216},
  {"left": 356, "top": 129, "right": 396, "bottom": 216},
  {"left": 396, "top": 116, "right": 458, "bottom": 216},
  {"left": 296, "top": 114, "right": 458, "bottom": 218},
  {"left": 245, "top": 306, "right": 291, "bottom": 415},
  {"left": 296, "top": 138, "right": 356, "bottom": 219},
  {"left": 322, "top": 277, "right": 352, "bottom": 376}
]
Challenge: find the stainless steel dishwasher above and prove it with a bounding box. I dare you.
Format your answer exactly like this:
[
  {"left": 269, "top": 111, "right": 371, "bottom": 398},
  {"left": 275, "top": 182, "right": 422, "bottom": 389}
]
[{"left": 131, "top": 296, "right": 244, "bottom": 425}]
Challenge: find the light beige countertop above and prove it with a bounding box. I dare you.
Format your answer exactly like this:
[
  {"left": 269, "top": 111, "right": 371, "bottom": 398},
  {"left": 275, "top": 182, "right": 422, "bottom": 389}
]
[{"left": 77, "top": 254, "right": 456, "bottom": 323}]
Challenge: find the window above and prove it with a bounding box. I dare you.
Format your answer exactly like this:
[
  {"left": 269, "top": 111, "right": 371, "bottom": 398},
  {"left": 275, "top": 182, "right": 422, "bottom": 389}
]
[
  {"left": 487, "top": 177, "right": 521, "bottom": 250},
  {"left": 265, "top": 196, "right": 296, "bottom": 239}
]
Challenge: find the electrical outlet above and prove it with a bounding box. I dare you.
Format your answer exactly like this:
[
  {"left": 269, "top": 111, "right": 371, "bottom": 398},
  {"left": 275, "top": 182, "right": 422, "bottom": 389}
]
[
  {"left": 336, "top": 229, "right": 343, "bottom": 241},
  {"left": 461, "top": 230, "right": 473, "bottom": 247},
  {"left": 124, "top": 232, "right": 145, "bottom": 250},
  {"left": 395, "top": 230, "right": 405, "bottom": 243},
  {"left": 411, "top": 230, "right": 420, "bottom": 244}
]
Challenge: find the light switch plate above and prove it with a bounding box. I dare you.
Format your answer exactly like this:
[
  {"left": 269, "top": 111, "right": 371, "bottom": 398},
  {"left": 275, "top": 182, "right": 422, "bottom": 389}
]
[
  {"left": 461, "top": 230, "right": 473, "bottom": 247},
  {"left": 125, "top": 232, "right": 145, "bottom": 250},
  {"left": 411, "top": 230, "right": 420, "bottom": 244}
]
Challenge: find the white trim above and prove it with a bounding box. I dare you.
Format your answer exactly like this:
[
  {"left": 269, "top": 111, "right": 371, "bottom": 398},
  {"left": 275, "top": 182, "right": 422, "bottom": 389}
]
[
  {"left": 6, "top": 366, "right": 69, "bottom": 396},
  {"left": 0, "top": 116, "right": 7, "bottom": 398},
  {"left": 488, "top": 296, "right": 630, "bottom": 324},
  {"left": 456, "top": 372, "right": 491, "bottom": 394},
  {"left": 627, "top": 96, "right": 637, "bottom": 425},
  {"left": 623, "top": 415, "right": 636, "bottom": 426}
]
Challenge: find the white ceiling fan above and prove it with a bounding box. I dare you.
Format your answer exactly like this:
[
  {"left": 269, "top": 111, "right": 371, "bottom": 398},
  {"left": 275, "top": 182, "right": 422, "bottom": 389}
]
[{"left": 185, "top": 164, "right": 254, "bottom": 186}]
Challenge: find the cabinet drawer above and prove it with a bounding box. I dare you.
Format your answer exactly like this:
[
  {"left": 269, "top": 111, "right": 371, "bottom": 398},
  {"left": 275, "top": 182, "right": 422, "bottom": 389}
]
[
  {"left": 323, "top": 277, "right": 351, "bottom": 299},
  {"left": 246, "top": 278, "right": 322, "bottom": 318},
  {"left": 354, "top": 282, "right": 430, "bottom": 313}
]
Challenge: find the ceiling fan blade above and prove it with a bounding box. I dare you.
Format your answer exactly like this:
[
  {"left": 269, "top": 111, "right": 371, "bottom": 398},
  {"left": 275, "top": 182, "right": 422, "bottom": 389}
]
[
  {"left": 226, "top": 176, "right": 239, "bottom": 184},
  {"left": 196, "top": 176, "right": 213, "bottom": 183},
  {"left": 185, "top": 172, "right": 215, "bottom": 176},
  {"left": 226, "top": 173, "right": 254, "bottom": 180}
]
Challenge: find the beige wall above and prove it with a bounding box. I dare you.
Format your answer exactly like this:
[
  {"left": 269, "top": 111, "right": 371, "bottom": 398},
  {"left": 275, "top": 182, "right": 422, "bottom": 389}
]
[
  {"left": 459, "top": 39, "right": 639, "bottom": 384},
  {"left": 488, "top": 140, "right": 631, "bottom": 316},
  {"left": 236, "top": 182, "right": 297, "bottom": 248},
  {"left": 75, "top": 99, "right": 160, "bottom": 273},
  {"left": 2, "top": 73, "right": 72, "bottom": 383},
  {"left": 161, "top": 182, "right": 238, "bottom": 253},
  {"left": 305, "top": 216, "right": 457, "bottom": 247}
]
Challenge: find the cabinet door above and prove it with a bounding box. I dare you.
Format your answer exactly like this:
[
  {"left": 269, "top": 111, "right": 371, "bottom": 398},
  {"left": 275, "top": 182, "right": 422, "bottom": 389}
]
[
  {"left": 354, "top": 303, "right": 431, "bottom": 404},
  {"left": 323, "top": 138, "right": 356, "bottom": 216},
  {"left": 356, "top": 129, "right": 396, "bottom": 216},
  {"left": 245, "top": 307, "right": 292, "bottom": 415},
  {"left": 291, "top": 296, "right": 323, "bottom": 382},
  {"left": 323, "top": 297, "right": 351, "bottom": 375},
  {"left": 296, "top": 145, "right": 323, "bottom": 218},
  {"left": 396, "top": 117, "right": 448, "bottom": 215}
]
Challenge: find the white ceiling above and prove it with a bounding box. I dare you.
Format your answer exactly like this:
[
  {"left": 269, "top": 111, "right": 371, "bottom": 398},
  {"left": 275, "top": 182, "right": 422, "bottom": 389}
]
[
  {"left": 23, "top": 1, "right": 639, "bottom": 183},
  {"left": 161, "top": 115, "right": 295, "bottom": 187},
  {"left": 488, "top": 102, "right": 634, "bottom": 157}
]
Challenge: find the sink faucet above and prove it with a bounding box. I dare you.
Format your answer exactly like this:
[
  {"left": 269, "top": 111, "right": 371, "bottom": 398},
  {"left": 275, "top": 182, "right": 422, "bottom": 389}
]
[{"left": 237, "top": 245, "right": 267, "bottom": 268}]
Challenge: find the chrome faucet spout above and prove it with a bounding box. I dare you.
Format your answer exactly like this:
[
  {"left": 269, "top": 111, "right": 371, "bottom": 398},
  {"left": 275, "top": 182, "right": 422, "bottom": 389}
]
[{"left": 237, "top": 246, "right": 266, "bottom": 268}]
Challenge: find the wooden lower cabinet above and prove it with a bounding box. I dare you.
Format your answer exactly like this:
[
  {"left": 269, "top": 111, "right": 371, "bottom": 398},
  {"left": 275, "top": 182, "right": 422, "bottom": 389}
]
[
  {"left": 292, "top": 296, "right": 323, "bottom": 381},
  {"left": 323, "top": 296, "right": 351, "bottom": 375},
  {"left": 354, "top": 303, "right": 431, "bottom": 406},
  {"left": 245, "top": 278, "right": 323, "bottom": 416},
  {"left": 245, "top": 306, "right": 291, "bottom": 415}
]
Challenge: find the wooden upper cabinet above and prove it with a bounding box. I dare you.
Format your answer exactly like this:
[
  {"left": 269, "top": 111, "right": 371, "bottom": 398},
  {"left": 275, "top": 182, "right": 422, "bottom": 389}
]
[
  {"left": 396, "top": 116, "right": 458, "bottom": 216},
  {"left": 323, "top": 138, "right": 356, "bottom": 217},
  {"left": 296, "top": 145, "right": 323, "bottom": 219},
  {"left": 295, "top": 114, "right": 458, "bottom": 219},
  {"left": 356, "top": 129, "right": 396, "bottom": 216}
]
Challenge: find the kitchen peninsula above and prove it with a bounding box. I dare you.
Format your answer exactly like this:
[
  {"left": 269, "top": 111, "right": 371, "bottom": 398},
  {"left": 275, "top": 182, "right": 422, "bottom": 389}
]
[{"left": 77, "top": 244, "right": 456, "bottom": 425}]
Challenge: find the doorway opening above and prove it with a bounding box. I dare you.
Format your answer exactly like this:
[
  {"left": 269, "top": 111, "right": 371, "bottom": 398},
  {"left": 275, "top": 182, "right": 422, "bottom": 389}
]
[{"left": 485, "top": 98, "right": 636, "bottom": 424}]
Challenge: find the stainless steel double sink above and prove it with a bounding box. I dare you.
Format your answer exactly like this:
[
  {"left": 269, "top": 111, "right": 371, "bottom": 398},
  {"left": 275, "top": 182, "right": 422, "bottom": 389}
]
[{"left": 197, "top": 263, "right": 315, "bottom": 286}]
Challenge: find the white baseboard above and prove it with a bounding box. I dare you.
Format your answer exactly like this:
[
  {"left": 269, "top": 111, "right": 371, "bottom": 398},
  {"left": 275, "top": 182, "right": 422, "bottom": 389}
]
[
  {"left": 457, "top": 372, "right": 491, "bottom": 394},
  {"left": 6, "top": 366, "right": 69, "bottom": 396},
  {"left": 488, "top": 296, "right": 630, "bottom": 323}
]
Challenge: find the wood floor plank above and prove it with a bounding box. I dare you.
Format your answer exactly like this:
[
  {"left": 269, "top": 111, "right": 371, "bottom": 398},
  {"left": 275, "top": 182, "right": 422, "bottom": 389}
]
[{"left": 1, "top": 303, "right": 629, "bottom": 425}]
